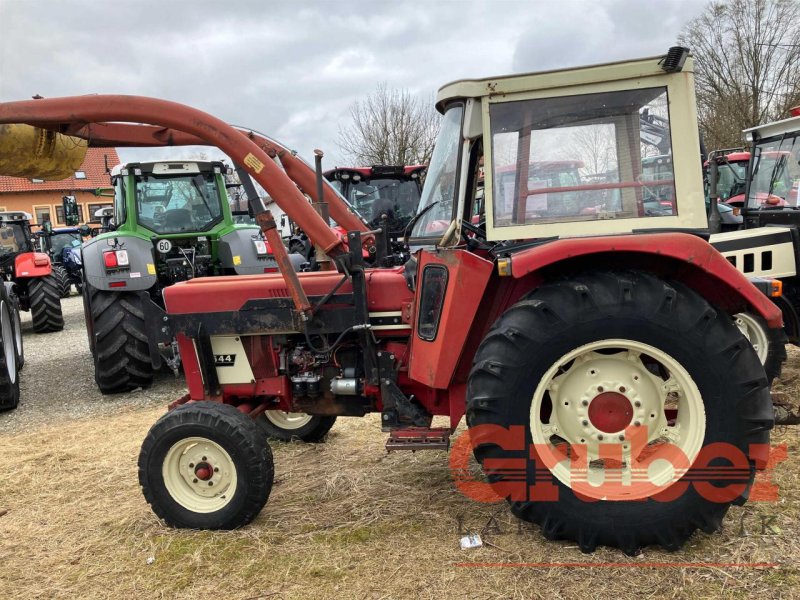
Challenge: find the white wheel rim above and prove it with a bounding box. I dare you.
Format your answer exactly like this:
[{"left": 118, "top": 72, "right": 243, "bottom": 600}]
[
  {"left": 734, "top": 313, "right": 769, "bottom": 365},
  {"left": 162, "top": 437, "right": 237, "bottom": 513},
  {"left": 12, "top": 308, "right": 21, "bottom": 359},
  {"left": 1, "top": 301, "right": 16, "bottom": 384},
  {"left": 530, "top": 339, "right": 705, "bottom": 501},
  {"left": 263, "top": 410, "right": 313, "bottom": 430}
]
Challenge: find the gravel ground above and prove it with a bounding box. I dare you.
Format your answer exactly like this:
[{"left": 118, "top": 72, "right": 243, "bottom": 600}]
[{"left": 0, "top": 294, "right": 186, "bottom": 434}]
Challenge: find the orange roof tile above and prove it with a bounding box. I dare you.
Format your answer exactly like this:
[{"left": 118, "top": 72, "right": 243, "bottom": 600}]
[{"left": 0, "top": 147, "right": 120, "bottom": 193}]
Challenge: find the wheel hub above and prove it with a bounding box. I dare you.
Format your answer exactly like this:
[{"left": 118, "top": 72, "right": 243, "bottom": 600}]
[
  {"left": 194, "top": 462, "right": 214, "bottom": 481},
  {"left": 588, "top": 392, "right": 633, "bottom": 433}
]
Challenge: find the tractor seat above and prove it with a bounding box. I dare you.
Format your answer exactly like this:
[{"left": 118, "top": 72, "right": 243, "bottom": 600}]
[{"left": 163, "top": 209, "right": 192, "bottom": 230}]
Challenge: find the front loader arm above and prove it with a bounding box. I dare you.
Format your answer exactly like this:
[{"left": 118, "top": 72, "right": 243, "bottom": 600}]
[
  {"left": 0, "top": 95, "right": 348, "bottom": 257},
  {"left": 26, "top": 118, "right": 373, "bottom": 247}
]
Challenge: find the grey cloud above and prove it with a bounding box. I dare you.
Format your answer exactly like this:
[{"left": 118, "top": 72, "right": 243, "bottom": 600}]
[{"left": 2, "top": 0, "right": 706, "bottom": 167}]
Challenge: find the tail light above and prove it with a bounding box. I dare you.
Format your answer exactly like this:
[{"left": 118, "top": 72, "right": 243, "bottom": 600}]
[
  {"left": 417, "top": 265, "right": 448, "bottom": 341},
  {"left": 33, "top": 256, "right": 49, "bottom": 267},
  {"left": 103, "top": 250, "right": 129, "bottom": 269},
  {"left": 253, "top": 240, "right": 269, "bottom": 256}
]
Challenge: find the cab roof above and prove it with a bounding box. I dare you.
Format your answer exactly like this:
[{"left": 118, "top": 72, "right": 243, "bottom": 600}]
[{"left": 435, "top": 53, "right": 693, "bottom": 112}]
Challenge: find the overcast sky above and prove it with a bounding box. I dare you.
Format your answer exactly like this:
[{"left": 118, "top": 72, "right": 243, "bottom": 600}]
[{"left": 0, "top": 0, "right": 706, "bottom": 167}]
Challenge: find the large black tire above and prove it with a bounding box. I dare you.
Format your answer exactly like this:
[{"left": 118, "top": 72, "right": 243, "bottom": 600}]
[
  {"left": 733, "top": 312, "right": 786, "bottom": 385},
  {"left": 53, "top": 265, "right": 70, "bottom": 298},
  {"left": 28, "top": 275, "right": 64, "bottom": 333},
  {"left": 139, "top": 401, "right": 274, "bottom": 529},
  {"left": 88, "top": 286, "right": 153, "bottom": 394},
  {"left": 467, "top": 271, "right": 773, "bottom": 554},
  {"left": 257, "top": 412, "right": 336, "bottom": 442},
  {"left": 0, "top": 289, "right": 20, "bottom": 411}
]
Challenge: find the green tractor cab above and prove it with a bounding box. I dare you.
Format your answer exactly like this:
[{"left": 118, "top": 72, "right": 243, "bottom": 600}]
[{"left": 82, "top": 160, "right": 276, "bottom": 394}]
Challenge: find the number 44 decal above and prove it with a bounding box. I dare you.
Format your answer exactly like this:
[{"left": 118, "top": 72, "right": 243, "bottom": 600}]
[{"left": 214, "top": 354, "right": 236, "bottom": 367}]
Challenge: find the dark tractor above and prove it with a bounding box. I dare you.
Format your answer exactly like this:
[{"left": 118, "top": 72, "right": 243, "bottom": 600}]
[
  {"left": 0, "top": 211, "right": 64, "bottom": 333},
  {"left": 80, "top": 160, "right": 276, "bottom": 394},
  {"left": 36, "top": 221, "right": 90, "bottom": 297},
  {"left": 324, "top": 165, "right": 425, "bottom": 235}
]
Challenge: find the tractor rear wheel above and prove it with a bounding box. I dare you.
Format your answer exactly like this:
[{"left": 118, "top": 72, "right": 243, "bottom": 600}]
[
  {"left": 734, "top": 312, "right": 785, "bottom": 385},
  {"left": 257, "top": 412, "right": 336, "bottom": 442},
  {"left": 466, "top": 271, "right": 772, "bottom": 554},
  {"left": 88, "top": 286, "right": 153, "bottom": 394},
  {"left": 139, "top": 401, "right": 274, "bottom": 529},
  {"left": 28, "top": 275, "right": 64, "bottom": 333},
  {"left": 0, "top": 290, "right": 20, "bottom": 411},
  {"left": 53, "top": 265, "right": 71, "bottom": 298}
]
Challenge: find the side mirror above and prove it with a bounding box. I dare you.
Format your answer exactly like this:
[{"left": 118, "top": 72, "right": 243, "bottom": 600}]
[
  {"left": 62, "top": 195, "right": 80, "bottom": 226},
  {"left": 78, "top": 224, "right": 92, "bottom": 237},
  {"left": 42, "top": 220, "right": 53, "bottom": 234}
]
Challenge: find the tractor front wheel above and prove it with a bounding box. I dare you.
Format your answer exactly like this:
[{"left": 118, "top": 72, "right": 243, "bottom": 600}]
[
  {"left": 28, "top": 275, "right": 64, "bottom": 333},
  {"left": 467, "top": 271, "right": 772, "bottom": 554},
  {"left": 139, "top": 401, "right": 274, "bottom": 529},
  {"left": 88, "top": 286, "right": 153, "bottom": 394},
  {"left": 257, "top": 411, "right": 336, "bottom": 442}
]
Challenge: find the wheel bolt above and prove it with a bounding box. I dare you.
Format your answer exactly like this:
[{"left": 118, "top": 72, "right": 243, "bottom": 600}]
[
  {"left": 619, "top": 386, "right": 626, "bottom": 393},
  {"left": 582, "top": 420, "right": 589, "bottom": 427},
  {"left": 214, "top": 467, "right": 219, "bottom": 473},
  {"left": 597, "top": 386, "right": 604, "bottom": 392},
  {"left": 202, "top": 456, "right": 207, "bottom": 461},
  {"left": 582, "top": 400, "right": 589, "bottom": 407},
  {"left": 208, "top": 481, "right": 213, "bottom": 486},
  {"left": 634, "top": 401, "right": 641, "bottom": 408},
  {"left": 618, "top": 435, "right": 625, "bottom": 441},
  {"left": 189, "top": 463, "right": 194, "bottom": 468},
  {"left": 193, "top": 478, "right": 198, "bottom": 483},
  {"left": 598, "top": 435, "right": 604, "bottom": 441},
  {"left": 634, "top": 421, "right": 641, "bottom": 427}
]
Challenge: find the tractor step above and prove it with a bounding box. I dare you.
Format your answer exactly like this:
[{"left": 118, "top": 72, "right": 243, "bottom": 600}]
[{"left": 385, "top": 427, "right": 451, "bottom": 452}]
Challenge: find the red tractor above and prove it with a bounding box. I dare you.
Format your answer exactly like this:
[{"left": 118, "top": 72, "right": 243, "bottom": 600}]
[
  {"left": 0, "top": 48, "right": 780, "bottom": 554},
  {"left": 0, "top": 212, "right": 64, "bottom": 333}
]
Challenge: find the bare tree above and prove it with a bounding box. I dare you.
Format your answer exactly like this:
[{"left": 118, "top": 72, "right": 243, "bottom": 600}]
[
  {"left": 679, "top": 0, "right": 800, "bottom": 150},
  {"left": 338, "top": 83, "right": 440, "bottom": 166}
]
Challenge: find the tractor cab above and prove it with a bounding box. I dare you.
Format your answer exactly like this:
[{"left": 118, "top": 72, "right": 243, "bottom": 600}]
[
  {"left": 409, "top": 52, "right": 706, "bottom": 245},
  {"left": 0, "top": 212, "right": 34, "bottom": 262},
  {"left": 742, "top": 115, "right": 800, "bottom": 228},
  {"left": 324, "top": 165, "right": 425, "bottom": 236}
]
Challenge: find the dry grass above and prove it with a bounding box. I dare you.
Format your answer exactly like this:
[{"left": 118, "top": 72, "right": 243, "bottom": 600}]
[{"left": 1, "top": 363, "right": 800, "bottom": 599}]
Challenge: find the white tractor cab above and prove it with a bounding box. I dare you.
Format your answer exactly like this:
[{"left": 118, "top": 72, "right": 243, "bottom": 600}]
[{"left": 708, "top": 112, "right": 800, "bottom": 368}]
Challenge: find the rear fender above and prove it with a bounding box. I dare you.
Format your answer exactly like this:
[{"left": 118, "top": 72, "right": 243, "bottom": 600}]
[
  {"left": 14, "top": 252, "right": 51, "bottom": 278},
  {"left": 505, "top": 232, "right": 783, "bottom": 328},
  {"left": 218, "top": 228, "right": 278, "bottom": 274},
  {"left": 82, "top": 235, "right": 156, "bottom": 291}
]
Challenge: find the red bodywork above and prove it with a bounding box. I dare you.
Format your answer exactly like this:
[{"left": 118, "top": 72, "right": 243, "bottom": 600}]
[
  {"left": 0, "top": 94, "right": 782, "bottom": 428},
  {"left": 14, "top": 252, "right": 51, "bottom": 278}
]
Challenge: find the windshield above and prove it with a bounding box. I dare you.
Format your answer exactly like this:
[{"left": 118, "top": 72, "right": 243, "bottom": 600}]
[
  {"left": 709, "top": 160, "right": 747, "bottom": 201},
  {"left": 0, "top": 223, "right": 29, "bottom": 257},
  {"left": 135, "top": 172, "right": 223, "bottom": 234},
  {"left": 343, "top": 178, "right": 421, "bottom": 233},
  {"left": 747, "top": 134, "right": 800, "bottom": 209},
  {"left": 50, "top": 232, "right": 82, "bottom": 256},
  {"left": 490, "top": 87, "right": 676, "bottom": 225},
  {"left": 410, "top": 105, "right": 463, "bottom": 238}
]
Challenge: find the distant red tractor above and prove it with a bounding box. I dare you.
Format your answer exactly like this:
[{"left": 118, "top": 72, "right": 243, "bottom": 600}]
[
  {"left": 0, "top": 48, "right": 780, "bottom": 554},
  {"left": 0, "top": 211, "right": 64, "bottom": 333}
]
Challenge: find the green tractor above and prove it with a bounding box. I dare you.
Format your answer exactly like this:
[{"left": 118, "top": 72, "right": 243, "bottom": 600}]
[{"left": 81, "top": 160, "right": 276, "bottom": 394}]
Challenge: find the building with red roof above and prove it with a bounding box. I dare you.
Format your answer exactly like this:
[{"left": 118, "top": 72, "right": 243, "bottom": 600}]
[{"left": 0, "top": 147, "right": 120, "bottom": 226}]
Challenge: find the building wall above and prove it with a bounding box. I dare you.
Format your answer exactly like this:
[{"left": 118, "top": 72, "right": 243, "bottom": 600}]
[{"left": 0, "top": 190, "right": 113, "bottom": 226}]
